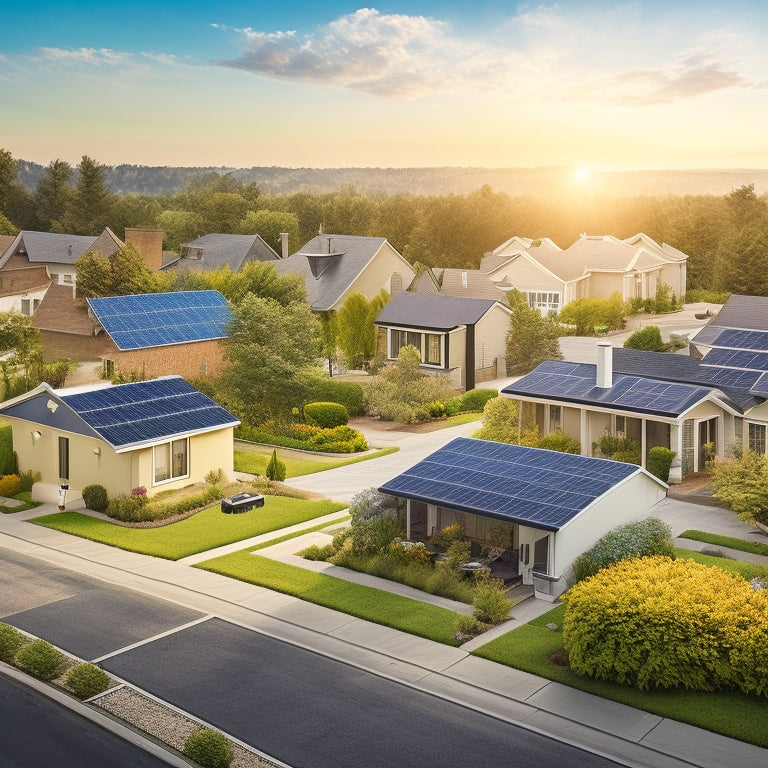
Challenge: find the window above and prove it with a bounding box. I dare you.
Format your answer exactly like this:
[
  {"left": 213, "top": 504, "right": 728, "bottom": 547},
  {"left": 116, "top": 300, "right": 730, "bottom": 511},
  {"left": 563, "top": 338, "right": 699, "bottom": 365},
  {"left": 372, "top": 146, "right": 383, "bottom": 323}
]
[
  {"left": 615, "top": 415, "right": 627, "bottom": 438},
  {"left": 748, "top": 423, "right": 766, "bottom": 454},
  {"left": 21, "top": 299, "right": 30, "bottom": 316},
  {"left": 33, "top": 299, "right": 41, "bottom": 312},
  {"left": 58, "top": 436, "right": 69, "bottom": 480},
  {"left": 549, "top": 405, "right": 562, "bottom": 432},
  {"left": 390, "top": 273, "right": 403, "bottom": 295},
  {"left": 424, "top": 334, "right": 442, "bottom": 366},
  {"left": 389, "top": 329, "right": 421, "bottom": 358},
  {"left": 103, "top": 359, "right": 115, "bottom": 378},
  {"left": 62, "top": 274, "right": 73, "bottom": 284},
  {"left": 153, "top": 438, "right": 189, "bottom": 484},
  {"left": 526, "top": 291, "right": 561, "bottom": 315}
]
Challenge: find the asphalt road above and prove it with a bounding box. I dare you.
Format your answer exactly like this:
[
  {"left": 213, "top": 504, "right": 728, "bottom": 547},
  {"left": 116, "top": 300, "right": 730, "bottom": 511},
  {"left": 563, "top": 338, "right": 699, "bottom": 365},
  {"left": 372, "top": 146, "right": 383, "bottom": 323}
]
[{"left": 0, "top": 674, "right": 173, "bottom": 768}]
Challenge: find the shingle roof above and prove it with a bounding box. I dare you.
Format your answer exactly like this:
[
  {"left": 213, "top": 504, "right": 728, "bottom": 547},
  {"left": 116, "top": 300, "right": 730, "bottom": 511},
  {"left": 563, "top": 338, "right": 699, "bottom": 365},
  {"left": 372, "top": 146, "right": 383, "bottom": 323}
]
[
  {"left": 436, "top": 268, "right": 513, "bottom": 300},
  {"left": 375, "top": 291, "right": 502, "bottom": 331},
  {"left": 702, "top": 294, "right": 768, "bottom": 332},
  {"left": 379, "top": 437, "right": 652, "bottom": 532},
  {"left": 32, "top": 283, "right": 99, "bottom": 336},
  {"left": 274, "top": 234, "right": 400, "bottom": 311},
  {"left": 503, "top": 360, "right": 717, "bottom": 418},
  {"left": 171, "top": 233, "right": 279, "bottom": 272},
  {"left": 87, "top": 291, "right": 231, "bottom": 351}
]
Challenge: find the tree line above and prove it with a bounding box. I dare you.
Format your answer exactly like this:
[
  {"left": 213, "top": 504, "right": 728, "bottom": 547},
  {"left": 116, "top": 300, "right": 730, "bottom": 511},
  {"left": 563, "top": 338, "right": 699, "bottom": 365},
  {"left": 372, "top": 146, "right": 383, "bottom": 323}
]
[{"left": 2, "top": 148, "right": 768, "bottom": 295}]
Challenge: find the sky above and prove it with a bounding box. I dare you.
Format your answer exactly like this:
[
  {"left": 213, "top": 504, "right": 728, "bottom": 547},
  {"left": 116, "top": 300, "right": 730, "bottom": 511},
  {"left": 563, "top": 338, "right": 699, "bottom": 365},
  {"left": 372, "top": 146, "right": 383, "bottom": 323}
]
[{"left": 2, "top": 1, "right": 768, "bottom": 171}]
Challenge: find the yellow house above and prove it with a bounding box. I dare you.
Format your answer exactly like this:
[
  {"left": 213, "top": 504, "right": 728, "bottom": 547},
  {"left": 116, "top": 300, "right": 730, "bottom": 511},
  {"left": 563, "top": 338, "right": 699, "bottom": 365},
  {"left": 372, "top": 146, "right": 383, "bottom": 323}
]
[{"left": 0, "top": 376, "right": 239, "bottom": 508}]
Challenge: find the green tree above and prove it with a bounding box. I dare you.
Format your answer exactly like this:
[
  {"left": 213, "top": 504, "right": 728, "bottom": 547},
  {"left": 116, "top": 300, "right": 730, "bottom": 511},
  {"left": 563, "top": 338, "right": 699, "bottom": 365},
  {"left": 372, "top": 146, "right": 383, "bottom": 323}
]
[
  {"left": 474, "top": 396, "right": 539, "bottom": 445},
  {"left": 237, "top": 209, "right": 300, "bottom": 254},
  {"left": 558, "top": 293, "right": 626, "bottom": 335},
  {"left": 0, "top": 149, "right": 17, "bottom": 215},
  {"left": 221, "top": 295, "right": 320, "bottom": 423},
  {"left": 623, "top": 325, "right": 666, "bottom": 351},
  {"left": 62, "top": 156, "right": 115, "bottom": 234},
  {"left": 0, "top": 212, "right": 17, "bottom": 236},
  {"left": 505, "top": 290, "right": 562, "bottom": 374},
  {"left": 336, "top": 291, "right": 388, "bottom": 369},
  {"left": 0, "top": 312, "right": 43, "bottom": 398},
  {"left": 156, "top": 209, "right": 205, "bottom": 252},
  {"left": 711, "top": 450, "right": 768, "bottom": 527},
  {"left": 108, "top": 194, "right": 162, "bottom": 238},
  {"left": 75, "top": 244, "right": 156, "bottom": 298},
  {"left": 31, "top": 159, "right": 73, "bottom": 231}
]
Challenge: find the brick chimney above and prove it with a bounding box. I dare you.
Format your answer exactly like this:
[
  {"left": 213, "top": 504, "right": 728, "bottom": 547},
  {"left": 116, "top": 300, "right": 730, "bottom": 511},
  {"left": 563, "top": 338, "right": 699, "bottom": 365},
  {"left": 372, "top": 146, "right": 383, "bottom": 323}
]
[
  {"left": 125, "top": 228, "right": 163, "bottom": 271},
  {"left": 596, "top": 342, "right": 613, "bottom": 388}
]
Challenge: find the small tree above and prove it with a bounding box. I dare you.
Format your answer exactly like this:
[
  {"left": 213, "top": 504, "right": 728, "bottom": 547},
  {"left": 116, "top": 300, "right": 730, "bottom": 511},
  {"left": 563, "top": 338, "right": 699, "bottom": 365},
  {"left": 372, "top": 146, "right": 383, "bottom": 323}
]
[
  {"left": 711, "top": 450, "right": 768, "bottom": 527},
  {"left": 623, "top": 325, "right": 666, "bottom": 352},
  {"left": 474, "top": 397, "right": 539, "bottom": 445},
  {"left": 506, "top": 290, "right": 562, "bottom": 374},
  {"left": 265, "top": 450, "right": 286, "bottom": 482}
]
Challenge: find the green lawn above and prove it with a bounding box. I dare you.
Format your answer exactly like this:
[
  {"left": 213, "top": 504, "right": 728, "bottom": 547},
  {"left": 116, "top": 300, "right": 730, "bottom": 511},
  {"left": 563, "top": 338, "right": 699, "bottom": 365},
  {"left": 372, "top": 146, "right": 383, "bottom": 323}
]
[
  {"left": 196, "top": 548, "right": 461, "bottom": 645},
  {"left": 675, "top": 547, "right": 768, "bottom": 580},
  {"left": 679, "top": 529, "right": 768, "bottom": 558},
  {"left": 0, "top": 491, "right": 41, "bottom": 514},
  {"left": 32, "top": 497, "right": 346, "bottom": 560},
  {"left": 234, "top": 446, "right": 398, "bottom": 477}
]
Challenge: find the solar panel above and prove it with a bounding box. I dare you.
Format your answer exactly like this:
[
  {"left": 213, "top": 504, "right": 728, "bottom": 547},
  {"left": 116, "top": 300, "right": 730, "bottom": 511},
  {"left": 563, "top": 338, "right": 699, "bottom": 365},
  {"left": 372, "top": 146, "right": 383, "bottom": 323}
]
[
  {"left": 750, "top": 373, "right": 768, "bottom": 396},
  {"left": 87, "top": 291, "right": 231, "bottom": 351},
  {"left": 379, "top": 437, "right": 642, "bottom": 532},
  {"left": 705, "top": 328, "right": 768, "bottom": 352},
  {"left": 61, "top": 377, "right": 238, "bottom": 448},
  {"left": 701, "top": 348, "right": 768, "bottom": 372}
]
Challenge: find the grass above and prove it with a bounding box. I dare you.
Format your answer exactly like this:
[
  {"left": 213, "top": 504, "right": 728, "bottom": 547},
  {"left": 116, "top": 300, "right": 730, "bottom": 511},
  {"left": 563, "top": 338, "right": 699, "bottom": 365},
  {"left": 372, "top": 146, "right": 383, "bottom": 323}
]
[
  {"left": 234, "top": 446, "right": 398, "bottom": 477},
  {"left": 474, "top": 604, "right": 768, "bottom": 748},
  {"left": 675, "top": 547, "right": 768, "bottom": 580},
  {"left": 31, "top": 497, "right": 346, "bottom": 560},
  {"left": 195, "top": 548, "right": 461, "bottom": 645},
  {"left": 679, "top": 529, "right": 768, "bottom": 558},
  {"left": 0, "top": 491, "right": 41, "bottom": 514}
]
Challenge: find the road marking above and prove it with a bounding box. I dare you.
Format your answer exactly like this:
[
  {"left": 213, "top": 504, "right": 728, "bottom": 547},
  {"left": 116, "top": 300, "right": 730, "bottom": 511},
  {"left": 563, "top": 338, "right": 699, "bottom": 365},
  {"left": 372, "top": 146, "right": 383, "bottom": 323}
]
[{"left": 91, "top": 615, "right": 214, "bottom": 662}]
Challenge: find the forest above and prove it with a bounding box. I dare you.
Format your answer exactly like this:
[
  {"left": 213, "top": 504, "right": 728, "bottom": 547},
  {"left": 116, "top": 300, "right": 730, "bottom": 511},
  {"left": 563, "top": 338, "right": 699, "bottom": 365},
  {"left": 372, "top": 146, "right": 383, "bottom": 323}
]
[{"left": 2, "top": 149, "right": 768, "bottom": 296}]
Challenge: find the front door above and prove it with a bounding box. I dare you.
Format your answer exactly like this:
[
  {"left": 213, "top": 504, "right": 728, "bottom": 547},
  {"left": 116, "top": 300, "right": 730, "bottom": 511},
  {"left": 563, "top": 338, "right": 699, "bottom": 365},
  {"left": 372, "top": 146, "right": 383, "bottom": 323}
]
[{"left": 698, "top": 418, "right": 717, "bottom": 470}]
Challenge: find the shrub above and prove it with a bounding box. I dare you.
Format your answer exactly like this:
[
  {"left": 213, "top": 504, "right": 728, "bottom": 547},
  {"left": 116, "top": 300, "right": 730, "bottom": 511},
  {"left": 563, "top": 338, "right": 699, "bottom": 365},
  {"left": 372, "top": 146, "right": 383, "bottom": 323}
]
[
  {"left": 143, "top": 487, "right": 223, "bottom": 520},
  {"left": 184, "top": 729, "right": 233, "bottom": 768},
  {"left": 563, "top": 556, "right": 768, "bottom": 695},
  {"left": 236, "top": 422, "right": 367, "bottom": 453},
  {"left": 0, "top": 425, "right": 15, "bottom": 475},
  {"left": 204, "top": 468, "right": 225, "bottom": 487},
  {"left": 623, "top": 325, "right": 666, "bottom": 352},
  {"left": 301, "top": 544, "right": 336, "bottom": 561},
  {"left": 65, "top": 663, "right": 111, "bottom": 699},
  {"left": 14, "top": 639, "right": 64, "bottom": 680},
  {"left": 444, "top": 540, "right": 472, "bottom": 570},
  {"left": 570, "top": 517, "right": 674, "bottom": 583},
  {"left": 348, "top": 515, "right": 404, "bottom": 554},
  {"left": 304, "top": 401, "right": 349, "bottom": 428},
  {"left": 265, "top": 450, "right": 287, "bottom": 482},
  {"left": 558, "top": 293, "right": 626, "bottom": 335},
  {"left": 460, "top": 388, "right": 498, "bottom": 412},
  {"left": 431, "top": 524, "right": 467, "bottom": 550},
  {"left": 454, "top": 615, "right": 488, "bottom": 643},
  {"left": 537, "top": 431, "right": 580, "bottom": 454},
  {"left": 647, "top": 446, "right": 675, "bottom": 482},
  {"left": 0, "top": 622, "right": 26, "bottom": 662},
  {"left": 0, "top": 474, "right": 21, "bottom": 497},
  {"left": 82, "top": 484, "right": 108, "bottom": 513},
  {"left": 349, "top": 487, "right": 400, "bottom": 524},
  {"left": 106, "top": 493, "right": 150, "bottom": 522},
  {"left": 305, "top": 378, "right": 365, "bottom": 416},
  {"left": 18, "top": 470, "right": 37, "bottom": 493},
  {"left": 427, "top": 400, "right": 446, "bottom": 418},
  {"left": 472, "top": 579, "right": 513, "bottom": 624},
  {"left": 443, "top": 397, "right": 463, "bottom": 417},
  {"left": 711, "top": 451, "right": 768, "bottom": 526}
]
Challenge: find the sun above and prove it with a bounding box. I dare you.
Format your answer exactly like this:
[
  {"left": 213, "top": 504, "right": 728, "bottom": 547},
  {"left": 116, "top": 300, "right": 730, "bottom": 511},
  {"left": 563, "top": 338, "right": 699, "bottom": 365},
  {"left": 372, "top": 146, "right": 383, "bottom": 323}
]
[{"left": 575, "top": 168, "right": 589, "bottom": 183}]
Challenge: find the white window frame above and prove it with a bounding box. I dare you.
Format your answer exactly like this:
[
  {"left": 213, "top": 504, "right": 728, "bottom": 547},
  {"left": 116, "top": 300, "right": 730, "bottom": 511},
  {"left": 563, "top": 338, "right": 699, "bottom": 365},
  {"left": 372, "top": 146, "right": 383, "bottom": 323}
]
[
  {"left": 747, "top": 422, "right": 767, "bottom": 454},
  {"left": 526, "top": 291, "right": 561, "bottom": 315},
  {"left": 152, "top": 437, "right": 189, "bottom": 486},
  {"left": 548, "top": 405, "right": 562, "bottom": 433}
]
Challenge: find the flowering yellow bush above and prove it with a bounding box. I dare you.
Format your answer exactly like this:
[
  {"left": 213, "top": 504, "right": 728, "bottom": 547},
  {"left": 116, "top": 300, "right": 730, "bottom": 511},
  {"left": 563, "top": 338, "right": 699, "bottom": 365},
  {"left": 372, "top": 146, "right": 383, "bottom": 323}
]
[
  {"left": 562, "top": 556, "right": 768, "bottom": 696},
  {"left": 0, "top": 474, "right": 21, "bottom": 498}
]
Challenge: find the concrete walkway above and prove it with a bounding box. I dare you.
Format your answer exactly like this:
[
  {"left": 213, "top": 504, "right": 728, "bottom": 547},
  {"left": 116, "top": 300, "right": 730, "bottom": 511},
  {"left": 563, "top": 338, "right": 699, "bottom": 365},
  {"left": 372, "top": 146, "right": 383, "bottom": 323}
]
[{"left": 2, "top": 497, "right": 767, "bottom": 768}]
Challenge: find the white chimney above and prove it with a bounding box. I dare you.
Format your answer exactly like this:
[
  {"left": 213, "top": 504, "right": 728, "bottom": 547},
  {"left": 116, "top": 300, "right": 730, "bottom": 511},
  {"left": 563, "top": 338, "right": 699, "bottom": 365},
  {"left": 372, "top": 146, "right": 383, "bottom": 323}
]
[
  {"left": 596, "top": 342, "right": 613, "bottom": 388},
  {"left": 279, "top": 232, "right": 289, "bottom": 259},
  {"left": 461, "top": 271, "right": 467, "bottom": 288}
]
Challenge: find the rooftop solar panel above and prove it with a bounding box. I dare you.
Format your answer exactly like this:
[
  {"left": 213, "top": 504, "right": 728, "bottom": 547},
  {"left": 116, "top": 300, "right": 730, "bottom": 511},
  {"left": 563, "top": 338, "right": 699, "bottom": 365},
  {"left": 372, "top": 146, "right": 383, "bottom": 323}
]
[
  {"left": 702, "top": 328, "right": 768, "bottom": 352},
  {"left": 701, "top": 348, "right": 768, "bottom": 372},
  {"left": 379, "top": 437, "right": 645, "bottom": 532},
  {"left": 87, "top": 291, "right": 231, "bottom": 351}
]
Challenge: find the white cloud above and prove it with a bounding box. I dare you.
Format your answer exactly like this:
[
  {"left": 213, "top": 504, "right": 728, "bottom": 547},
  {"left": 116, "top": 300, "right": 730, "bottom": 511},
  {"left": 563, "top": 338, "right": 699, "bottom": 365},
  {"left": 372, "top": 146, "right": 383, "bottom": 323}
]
[{"left": 216, "top": 8, "right": 522, "bottom": 98}]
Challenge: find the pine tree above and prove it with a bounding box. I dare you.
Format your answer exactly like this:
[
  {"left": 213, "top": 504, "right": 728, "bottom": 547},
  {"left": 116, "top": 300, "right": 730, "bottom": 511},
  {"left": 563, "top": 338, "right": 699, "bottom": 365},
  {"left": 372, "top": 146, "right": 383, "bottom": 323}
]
[
  {"left": 505, "top": 290, "right": 562, "bottom": 374},
  {"left": 32, "top": 159, "right": 73, "bottom": 231},
  {"left": 62, "top": 155, "right": 115, "bottom": 234}
]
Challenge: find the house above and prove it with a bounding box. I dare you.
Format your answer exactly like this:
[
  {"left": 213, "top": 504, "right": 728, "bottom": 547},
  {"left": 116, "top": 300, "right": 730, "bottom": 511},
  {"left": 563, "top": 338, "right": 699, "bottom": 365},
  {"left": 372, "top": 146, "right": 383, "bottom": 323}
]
[
  {"left": 408, "top": 263, "right": 514, "bottom": 302},
  {"left": 165, "top": 233, "right": 282, "bottom": 273},
  {"left": 374, "top": 292, "right": 511, "bottom": 389},
  {"left": 0, "top": 376, "right": 239, "bottom": 507},
  {"left": 273, "top": 234, "right": 416, "bottom": 312},
  {"left": 86, "top": 290, "right": 231, "bottom": 380},
  {"left": 479, "top": 233, "right": 688, "bottom": 314},
  {"left": 501, "top": 341, "right": 768, "bottom": 481},
  {"left": 689, "top": 293, "right": 768, "bottom": 358},
  {"left": 379, "top": 436, "right": 667, "bottom": 600}
]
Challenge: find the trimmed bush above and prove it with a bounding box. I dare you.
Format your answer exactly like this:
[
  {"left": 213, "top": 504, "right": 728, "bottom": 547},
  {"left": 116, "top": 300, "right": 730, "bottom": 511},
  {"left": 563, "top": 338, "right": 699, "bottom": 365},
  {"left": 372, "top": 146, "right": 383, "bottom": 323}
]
[
  {"left": 537, "top": 431, "right": 580, "bottom": 454},
  {"left": 0, "top": 474, "right": 21, "bottom": 497},
  {"left": 304, "top": 401, "right": 349, "bottom": 428},
  {"left": 472, "top": 579, "right": 513, "bottom": 624},
  {"left": 301, "top": 544, "right": 336, "bottom": 561},
  {"left": 265, "top": 450, "right": 287, "bottom": 482},
  {"left": 623, "top": 325, "right": 666, "bottom": 351},
  {"left": 571, "top": 517, "right": 674, "bottom": 583},
  {"left": 106, "top": 486, "right": 223, "bottom": 523},
  {"left": 82, "top": 484, "right": 109, "bottom": 513},
  {"left": 106, "top": 492, "right": 150, "bottom": 522},
  {"left": 0, "top": 622, "right": 26, "bottom": 662},
  {"left": 65, "top": 663, "right": 111, "bottom": 699},
  {"left": 14, "top": 639, "right": 64, "bottom": 680},
  {"left": 236, "top": 422, "right": 367, "bottom": 453},
  {"left": 460, "top": 388, "right": 498, "bottom": 412},
  {"left": 0, "top": 425, "right": 15, "bottom": 476},
  {"left": 305, "top": 378, "right": 365, "bottom": 416},
  {"left": 647, "top": 446, "right": 675, "bottom": 482},
  {"left": 563, "top": 556, "right": 768, "bottom": 696},
  {"left": 184, "top": 729, "right": 233, "bottom": 768}
]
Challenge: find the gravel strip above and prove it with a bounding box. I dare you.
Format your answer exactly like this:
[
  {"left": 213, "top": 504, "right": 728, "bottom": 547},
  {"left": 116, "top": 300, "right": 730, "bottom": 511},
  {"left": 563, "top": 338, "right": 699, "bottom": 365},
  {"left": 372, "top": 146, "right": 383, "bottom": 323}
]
[{"left": 95, "top": 686, "right": 282, "bottom": 768}]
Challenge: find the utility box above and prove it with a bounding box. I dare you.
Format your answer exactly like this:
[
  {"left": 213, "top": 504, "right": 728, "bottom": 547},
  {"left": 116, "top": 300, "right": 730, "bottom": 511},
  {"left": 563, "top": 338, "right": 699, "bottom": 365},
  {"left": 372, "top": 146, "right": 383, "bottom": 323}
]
[{"left": 221, "top": 492, "right": 265, "bottom": 514}]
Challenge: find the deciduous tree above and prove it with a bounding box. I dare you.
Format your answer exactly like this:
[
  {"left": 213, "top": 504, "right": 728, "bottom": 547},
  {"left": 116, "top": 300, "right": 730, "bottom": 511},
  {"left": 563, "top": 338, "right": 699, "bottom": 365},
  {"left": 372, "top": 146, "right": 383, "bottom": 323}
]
[{"left": 506, "top": 290, "right": 562, "bottom": 374}]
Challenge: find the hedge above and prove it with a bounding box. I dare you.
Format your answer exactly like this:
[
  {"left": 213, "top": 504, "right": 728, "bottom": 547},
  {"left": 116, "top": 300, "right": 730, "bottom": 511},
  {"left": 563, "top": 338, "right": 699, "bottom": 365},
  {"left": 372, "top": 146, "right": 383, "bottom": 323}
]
[
  {"left": 460, "top": 389, "right": 498, "bottom": 412},
  {"left": 563, "top": 556, "right": 768, "bottom": 696},
  {"left": 236, "top": 422, "right": 368, "bottom": 453},
  {"left": 305, "top": 378, "right": 365, "bottom": 416},
  {"left": 304, "top": 401, "right": 349, "bottom": 428}
]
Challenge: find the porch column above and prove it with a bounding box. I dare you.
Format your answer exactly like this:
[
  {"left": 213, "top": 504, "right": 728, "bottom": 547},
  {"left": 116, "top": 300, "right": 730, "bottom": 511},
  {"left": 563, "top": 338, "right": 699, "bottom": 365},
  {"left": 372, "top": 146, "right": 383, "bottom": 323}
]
[
  {"left": 641, "top": 417, "right": 647, "bottom": 469},
  {"left": 580, "top": 409, "right": 589, "bottom": 457},
  {"left": 668, "top": 422, "right": 682, "bottom": 484},
  {"left": 406, "top": 499, "right": 412, "bottom": 540}
]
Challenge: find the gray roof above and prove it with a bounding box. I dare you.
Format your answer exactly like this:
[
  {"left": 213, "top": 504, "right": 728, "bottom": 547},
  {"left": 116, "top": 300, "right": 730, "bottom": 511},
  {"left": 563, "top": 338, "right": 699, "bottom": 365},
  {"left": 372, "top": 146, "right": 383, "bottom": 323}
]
[
  {"left": 375, "top": 291, "right": 502, "bottom": 331},
  {"left": 3, "top": 231, "right": 100, "bottom": 265},
  {"left": 274, "top": 234, "right": 400, "bottom": 312},
  {"left": 169, "top": 233, "right": 279, "bottom": 272},
  {"left": 705, "top": 294, "right": 768, "bottom": 332}
]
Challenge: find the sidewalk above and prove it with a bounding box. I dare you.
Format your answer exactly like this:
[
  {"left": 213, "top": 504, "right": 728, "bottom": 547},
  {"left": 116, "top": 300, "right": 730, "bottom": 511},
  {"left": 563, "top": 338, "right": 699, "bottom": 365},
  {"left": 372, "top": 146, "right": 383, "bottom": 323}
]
[{"left": 1, "top": 502, "right": 767, "bottom": 768}]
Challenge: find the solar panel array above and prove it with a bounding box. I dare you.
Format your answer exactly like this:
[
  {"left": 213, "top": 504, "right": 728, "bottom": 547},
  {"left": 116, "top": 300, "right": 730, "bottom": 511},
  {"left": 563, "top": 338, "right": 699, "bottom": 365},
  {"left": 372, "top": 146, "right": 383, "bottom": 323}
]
[
  {"left": 503, "top": 361, "right": 711, "bottom": 417},
  {"left": 379, "top": 437, "right": 640, "bottom": 531},
  {"left": 701, "top": 348, "right": 768, "bottom": 372},
  {"left": 696, "top": 326, "right": 768, "bottom": 353},
  {"left": 87, "top": 291, "right": 231, "bottom": 351},
  {"left": 61, "top": 376, "right": 238, "bottom": 448},
  {"left": 749, "top": 373, "right": 768, "bottom": 396}
]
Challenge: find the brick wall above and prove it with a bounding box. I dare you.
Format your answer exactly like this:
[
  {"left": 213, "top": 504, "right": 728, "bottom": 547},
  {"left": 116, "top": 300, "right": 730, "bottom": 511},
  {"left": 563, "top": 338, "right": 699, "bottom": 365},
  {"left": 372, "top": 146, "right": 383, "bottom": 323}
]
[
  {"left": 125, "top": 228, "right": 163, "bottom": 271},
  {"left": 0, "top": 266, "right": 49, "bottom": 296},
  {"left": 109, "top": 340, "right": 225, "bottom": 380}
]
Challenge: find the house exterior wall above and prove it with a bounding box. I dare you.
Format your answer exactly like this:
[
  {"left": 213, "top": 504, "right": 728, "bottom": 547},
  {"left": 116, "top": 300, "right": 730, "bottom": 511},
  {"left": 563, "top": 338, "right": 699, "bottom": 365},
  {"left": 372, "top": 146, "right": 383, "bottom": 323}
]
[
  {"left": 659, "top": 261, "right": 687, "bottom": 297},
  {"left": 586, "top": 272, "right": 623, "bottom": 300},
  {"left": 0, "top": 285, "right": 49, "bottom": 314},
  {"left": 0, "top": 266, "right": 50, "bottom": 297},
  {"left": 106, "top": 339, "right": 225, "bottom": 380},
  {"left": 474, "top": 306, "right": 509, "bottom": 370},
  {"left": 448, "top": 327, "right": 467, "bottom": 387},
  {"left": 489, "top": 257, "right": 563, "bottom": 295},
  {"left": 332, "top": 243, "right": 416, "bottom": 311}
]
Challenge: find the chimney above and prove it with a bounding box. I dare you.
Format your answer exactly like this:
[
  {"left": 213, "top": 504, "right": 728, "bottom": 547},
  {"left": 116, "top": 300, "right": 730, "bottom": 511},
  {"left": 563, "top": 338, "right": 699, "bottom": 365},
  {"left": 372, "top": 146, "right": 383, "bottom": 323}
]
[
  {"left": 279, "top": 232, "right": 289, "bottom": 259},
  {"left": 461, "top": 271, "right": 467, "bottom": 288},
  {"left": 125, "top": 228, "right": 163, "bottom": 271},
  {"left": 596, "top": 342, "right": 613, "bottom": 388}
]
